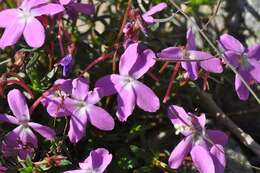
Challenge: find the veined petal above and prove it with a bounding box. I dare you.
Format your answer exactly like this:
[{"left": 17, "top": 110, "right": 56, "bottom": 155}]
[
  {"left": 20, "top": 0, "right": 49, "bottom": 10},
  {"left": 13, "top": 125, "right": 38, "bottom": 148},
  {"left": 207, "top": 130, "right": 228, "bottom": 147},
  {"left": 31, "top": 3, "right": 64, "bottom": 16},
  {"left": 167, "top": 105, "right": 191, "bottom": 128},
  {"left": 7, "top": 89, "right": 30, "bottom": 121},
  {"left": 23, "top": 17, "right": 45, "bottom": 48},
  {"left": 210, "top": 145, "right": 226, "bottom": 173},
  {"left": 28, "top": 122, "right": 55, "bottom": 140},
  {"left": 186, "top": 28, "right": 196, "bottom": 50},
  {"left": 0, "top": 114, "right": 19, "bottom": 125},
  {"left": 133, "top": 81, "right": 160, "bottom": 112},
  {"left": 157, "top": 47, "right": 183, "bottom": 60},
  {"left": 219, "top": 34, "right": 245, "bottom": 53},
  {"left": 72, "top": 77, "right": 89, "bottom": 100},
  {"left": 116, "top": 87, "right": 136, "bottom": 122},
  {"left": 71, "top": 3, "right": 95, "bottom": 15},
  {"left": 87, "top": 105, "right": 115, "bottom": 131},
  {"left": 95, "top": 74, "right": 125, "bottom": 96},
  {"left": 0, "top": 20, "right": 25, "bottom": 49},
  {"left": 190, "top": 145, "right": 215, "bottom": 173},
  {"left": 0, "top": 9, "right": 19, "bottom": 28},
  {"left": 223, "top": 51, "right": 240, "bottom": 68},
  {"left": 200, "top": 58, "right": 223, "bottom": 73},
  {"left": 181, "top": 61, "right": 199, "bottom": 80},
  {"left": 168, "top": 136, "right": 192, "bottom": 169}
]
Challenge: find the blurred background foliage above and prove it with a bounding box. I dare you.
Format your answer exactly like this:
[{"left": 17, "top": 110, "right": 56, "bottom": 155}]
[{"left": 0, "top": 0, "right": 260, "bottom": 172}]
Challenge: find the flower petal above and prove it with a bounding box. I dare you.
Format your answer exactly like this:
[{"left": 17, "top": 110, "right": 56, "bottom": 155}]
[
  {"left": 188, "top": 50, "right": 215, "bottom": 61},
  {"left": 23, "top": 17, "right": 45, "bottom": 48},
  {"left": 219, "top": 34, "right": 245, "bottom": 53},
  {"left": 59, "top": 0, "right": 72, "bottom": 5},
  {"left": 207, "top": 130, "right": 228, "bottom": 147},
  {"left": 87, "top": 105, "right": 115, "bottom": 131},
  {"left": 116, "top": 87, "right": 136, "bottom": 122},
  {"left": 248, "top": 59, "right": 260, "bottom": 83},
  {"left": 157, "top": 47, "right": 183, "bottom": 60},
  {"left": 31, "top": 3, "right": 64, "bottom": 16},
  {"left": 13, "top": 125, "right": 38, "bottom": 148},
  {"left": 133, "top": 81, "right": 160, "bottom": 112},
  {"left": 200, "top": 58, "right": 223, "bottom": 73},
  {"left": 63, "top": 170, "right": 86, "bottom": 173},
  {"left": 186, "top": 28, "right": 196, "bottom": 50},
  {"left": 0, "top": 20, "right": 25, "bottom": 49},
  {"left": 168, "top": 136, "right": 192, "bottom": 169},
  {"left": 0, "top": 9, "right": 19, "bottom": 28},
  {"left": 95, "top": 74, "right": 124, "bottom": 96},
  {"left": 223, "top": 51, "right": 240, "bottom": 68},
  {"left": 7, "top": 89, "right": 30, "bottom": 121},
  {"left": 71, "top": 3, "right": 95, "bottom": 15},
  {"left": 168, "top": 105, "right": 191, "bottom": 127},
  {"left": 181, "top": 61, "right": 199, "bottom": 80},
  {"left": 235, "top": 72, "right": 250, "bottom": 100},
  {"left": 85, "top": 88, "right": 103, "bottom": 105},
  {"left": 28, "top": 122, "right": 55, "bottom": 140},
  {"left": 142, "top": 2, "right": 167, "bottom": 24},
  {"left": 80, "top": 148, "right": 112, "bottom": 172},
  {"left": 248, "top": 44, "right": 260, "bottom": 61},
  {"left": 20, "top": 0, "right": 49, "bottom": 10},
  {"left": 0, "top": 114, "right": 19, "bottom": 125},
  {"left": 210, "top": 145, "right": 226, "bottom": 173},
  {"left": 72, "top": 77, "right": 89, "bottom": 100},
  {"left": 190, "top": 145, "right": 215, "bottom": 173}
]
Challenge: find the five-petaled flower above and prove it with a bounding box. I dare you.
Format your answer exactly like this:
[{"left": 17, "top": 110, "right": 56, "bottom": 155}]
[
  {"left": 43, "top": 77, "right": 115, "bottom": 143},
  {"left": 167, "top": 105, "right": 228, "bottom": 173},
  {"left": 0, "top": 89, "right": 56, "bottom": 159},
  {"left": 219, "top": 34, "right": 260, "bottom": 100},
  {"left": 0, "top": 0, "right": 64, "bottom": 48},
  {"left": 63, "top": 148, "right": 112, "bottom": 173},
  {"left": 96, "top": 42, "right": 160, "bottom": 122},
  {"left": 158, "top": 28, "right": 223, "bottom": 80}
]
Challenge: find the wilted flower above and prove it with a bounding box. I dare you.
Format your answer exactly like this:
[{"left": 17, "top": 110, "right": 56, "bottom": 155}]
[
  {"left": 96, "top": 42, "right": 160, "bottom": 121},
  {"left": 0, "top": 0, "right": 64, "bottom": 48},
  {"left": 168, "top": 105, "right": 228, "bottom": 173},
  {"left": 64, "top": 148, "right": 112, "bottom": 173},
  {"left": 59, "top": 0, "right": 95, "bottom": 18},
  {"left": 219, "top": 34, "right": 260, "bottom": 100},
  {"left": 158, "top": 28, "right": 223, "bottom": 80},
  {"left": 0, "top": 89, "right": 56, "bottom": 159}
]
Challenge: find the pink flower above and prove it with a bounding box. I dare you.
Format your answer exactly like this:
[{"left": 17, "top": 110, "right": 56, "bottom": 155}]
[{"left": 0, "top": 0, "right": 64, "bottom": 48}]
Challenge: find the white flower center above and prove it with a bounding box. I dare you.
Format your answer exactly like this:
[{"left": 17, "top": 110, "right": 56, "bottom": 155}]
[
  {"left": 84, "top": 168, "right": 96, "bottom": 173},
  {"left": 18, "top": 9, "right": 33, "bottom": 23},
  {"left": 173, "top": 123, "right": 191, "bottom": 135},
  {"left": 122, "top": 76, "right": 136, "bottom": 90}
]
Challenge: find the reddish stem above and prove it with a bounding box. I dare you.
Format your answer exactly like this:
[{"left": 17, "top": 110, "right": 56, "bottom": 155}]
[
  {"left": 159, "top": 62, "right": 169, "bottom": 74},
  {"left": 29, "top": 85, "right": 60, "bottom": 114},
  {"left": 58, "top": 15, "right": 65, "bottom": 57},
  {"left": 163, "top": 62, "right": 181, "bottom": 103},
  {"left": 203, "top": 72, "right": 209, "bottom": 91},
  {"left": 6, "top": 79, "right": 34, "bottom": 99}
]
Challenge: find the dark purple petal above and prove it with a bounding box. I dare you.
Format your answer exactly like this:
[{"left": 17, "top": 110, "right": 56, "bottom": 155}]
[
  {"left": 186, "top": 28, "right": 196, "bottom": 50},
  {"left": 199, "top": 58, "right": 223, "bottom": 73},
  {"left": 59, "top": 0, "right": 71, "bottom": 5},
  {"left": 219, "top": 34, "right": 245, "bottom": 53},
  {"left": 28, "top": 122, "right": 56, "bottom": 140},
  {"left": 87, "top": 105, "right": 115, "bottom": 131},
  {"left": 116, "top": 87, "right": 136, "bottom": 122},
  {"left": 210, "top": 145, "right": 226, "bottom": 173},
  {"left": 248, "top": 58, "right": 260, "bottom": 83},
  {"left": 7, "top": 89, "right": 30, "bottom": 121},
  {"left": 223, "top": 51, "right": 240, "bottom": 68},
  {"left": 207, "top": 130, "right": 228, "bottom": 147},
  {"left": 71, "top": 3, "right": 95, "bottom": 15},
  {"left": 168, "top": 136, "right": 192, "bottom": 169},
  {"left": 58, "top": 54, "right": 74, "bottom": 77},
  {"left": 235, "top": 71, "right": 251, "bottom": 100},
  {"left": 0, "top": 114, "right": 19, "bottom": 125},
  {"left": 248, "top": 44, "right": 260, "bottom": 60},
  {"left": 133, "top": 81, "right": 160, "bottom": 112},
  {"left": 190, "top": 145, "right": 215, "bottom": 173}
]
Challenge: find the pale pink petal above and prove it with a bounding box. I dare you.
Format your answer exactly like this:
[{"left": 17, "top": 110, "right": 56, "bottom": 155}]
[
  {"left": 31, "top": 3, "right": 64, "bottom": 16},
  {"left": 23, "top": 18, "right": 45, "bottom": 48},
  {"left": 0, "top": 9, "right": 19, "bottom": 28}
]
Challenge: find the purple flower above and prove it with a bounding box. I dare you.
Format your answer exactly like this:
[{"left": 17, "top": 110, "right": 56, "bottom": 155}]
[
  {"left": 43, "top": 78, "right": 115, "bottom": 143},
  {"left": 59, "top": 0, "right": 95, "bottom": 18},
  {"left": 0, "top": 0, "right": 64, "bottom": 48},
  {"left": 0, "top": 165, "right": 7, "bottom": 172},
  {"left": 142, "top": 3, "right": 167, "bottom": 25},
  {"left": 158, "top": 28, "right": 223, "bottom": 80},
  {"left": 167, "top": 105, "right": 228, "bottom": 173},
  {"left": 64, "top": 148, "right": 112, "bottom": 173},
  {"left": 58, "top": 54, "right": 74, "bottom": 77},
  {"left": 0, "top": 89, "right": 56, "bottom": 159},
  {"left": 219, "top": 34, "right": 260, "bottom": 100},
  {"left": 96, "top": 42, "right": 160, "bottom": 122}
]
